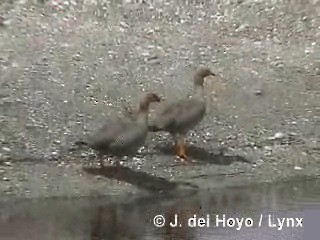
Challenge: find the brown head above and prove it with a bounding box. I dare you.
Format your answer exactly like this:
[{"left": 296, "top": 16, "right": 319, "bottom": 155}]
[
  {"left": 139, "top": 92, "right": 161, "bottom": 113},
  {"left": 193, "top": 67, "right": 216, "bottom": 86}
]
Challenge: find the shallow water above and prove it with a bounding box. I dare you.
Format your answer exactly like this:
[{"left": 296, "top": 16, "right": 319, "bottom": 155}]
[{"left": 0, "top": 176, "right": 319, "bottom": 240}]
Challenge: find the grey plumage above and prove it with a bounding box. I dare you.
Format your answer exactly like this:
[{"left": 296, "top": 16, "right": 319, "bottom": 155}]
[
  {"left": 77, "top": 93, "right": 161, "bottom": 167},
  {"left": 148, "top": 67, "right": 215, "bottom": 160},
  {"left": 149, "top": 99, "right": 205, "bottom": 134}
]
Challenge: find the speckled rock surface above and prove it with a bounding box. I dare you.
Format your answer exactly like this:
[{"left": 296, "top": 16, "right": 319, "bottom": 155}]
[{"left": 0, "top": 0, "right": 319, "bottom": 198}]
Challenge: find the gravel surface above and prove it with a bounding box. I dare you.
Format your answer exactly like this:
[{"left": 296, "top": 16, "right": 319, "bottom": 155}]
[{"left": 0, "top": 0, "right": 319, "bottom": 199}]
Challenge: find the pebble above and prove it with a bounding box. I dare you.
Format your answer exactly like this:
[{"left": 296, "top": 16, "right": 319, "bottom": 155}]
[
  {"left": 255, "top": 159, "right": 264, "bottom": 166},
  {"left": 58, "top": 162, "right": 65, "bottom": 167},
  {"left": 4, "top": 161, "right": 12, "bottom": 166},
  {"left": 1, "top": 18, "right": 11, "bottom": 27},
  {"left": 269, "top": 132, "right": 285, "bottom": 140},
  {"left": 132, "top": 157, "right": 141, "bottom": 162},
  {"left": 294, "top": 166, "right": 303, "bottom": 171},
  {"left": 120, "top": 21, "right": 129, "bottom": 28},
  {"left": 2, "top": 147, "right": 11, "bottom": 152},
  {"left": 2, "top": 177, "right": 9, "bottom": 181},
  {"left": 254, "top": 89, "right": 263, "bottom": 96},
  {"left": 236, "top": 24, "right": 249, "bottom": 32},
  {"left": 274, "top": 132, "right": 285, "bottom": 139},
  {"left": 137, "top": 147, "right": 146, "bottom": 153},
  {"left": 264, "top": 146, "right": 273, "bottom": 151},
  {"left": 51, "top": 151, "right": 58, "bottom": 156}
]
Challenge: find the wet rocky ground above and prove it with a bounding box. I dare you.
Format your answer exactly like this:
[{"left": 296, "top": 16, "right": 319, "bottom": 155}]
[{"left": 0, "top": 0, "right": 319, "bottom": 199}]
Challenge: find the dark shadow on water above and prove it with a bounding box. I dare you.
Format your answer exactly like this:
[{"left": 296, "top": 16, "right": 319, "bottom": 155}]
[
  {"left": 82, "top": 165, "right": 198, "bottom": 193},
  {"left": 90, "top": 205, "right": 139, "bottom": 240},
  {"left": 155, "top": 143, "right": 251, "bottom": 165},
  {"left": 90, "top": 203, "right": 197, "bottom": 240},
  {"left": 0, "top": 176, "right": 319, "bottom": 240}
]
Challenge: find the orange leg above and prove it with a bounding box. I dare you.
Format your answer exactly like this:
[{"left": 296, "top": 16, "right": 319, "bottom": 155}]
[{"left": 176, "top": 139, "right": 188, "bottom": 161}]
